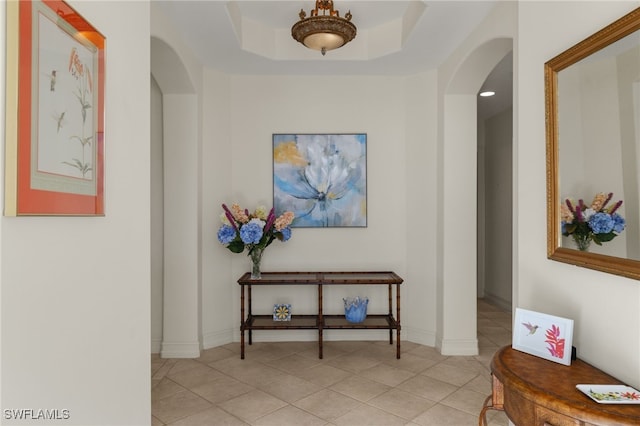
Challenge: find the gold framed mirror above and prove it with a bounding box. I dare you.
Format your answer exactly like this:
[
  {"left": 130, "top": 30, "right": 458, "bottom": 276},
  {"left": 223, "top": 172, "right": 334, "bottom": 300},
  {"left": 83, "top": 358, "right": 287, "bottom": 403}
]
[{"left": 546, "top": 7, "right": 640, "bottom": 280}]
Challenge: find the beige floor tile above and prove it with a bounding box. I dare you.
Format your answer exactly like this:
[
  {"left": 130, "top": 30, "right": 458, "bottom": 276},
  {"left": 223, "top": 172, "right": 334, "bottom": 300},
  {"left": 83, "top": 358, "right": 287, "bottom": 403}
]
[
  {"left": 294, "top": 389, "right": 362, "bottom": 421},
  {"left": 421, "top": 362, "right": 479, "bottom": 387},
  {"left": 382, "top": 352, "right": 438, "bottom": 373},
  {"left": 324, "top": 340, "right": 374, "bottom": 353},
  {"left": 196, "top": 346, "right": 236, "bottom": 364},
  {"left": 152, "top": 389, "right": 213, "bottom": 424},
  {"left": 358, "top": 363, "right": 416, "bottom": 387},
  {"left": 255, "top": 373, "right": 322, "bottom": 403},
  {"left": 209, "top": 357, "right": 284, "bottom": 386},
  {"left": 412, "top": 403, "right": 479, "bottom": 426},
  {"left": 440, "top": 387, "right": 490, "bottom": 416},
  {"left": 327, "top": 352, "right": 381, "bottom": 373},
  {"left": 167, "top": 359, "right": 202, "bottom": 375},
  {"left": 367, "top": 388, "right": 434, "bottom": 420},
  {"left": 249, "top": 342, "right": 303, "bottom": 361},
  {"left": 406, "top": 345, "right": 449, "bottom": 362},
  {"left": 189, "top": 375, "right": 254, "bottom": 405},
  {"left": 152, "top": 356, "right": 167, "bottom": 375},
  {"left": 254, "top": 405, "right": 327, "bottom": 426},
  {"left": 265, "top": 353, "right": 322, "bottom": 375},
  {"left": 330, "top": 375, "right": 391, "bottom": 402},
  {"left": 152, "top": 378, "right": 187, "bottom": 403},
  {"left": 353, "top": 342, "right": 399, "bottom": 359},
  {"left": 297, "top": 363, "right": 353, "bottom": 387},
  {"left": 396, "top": 375, "right": 458, "bottom": 402},
  {"left": 152, "top": 359, "right": 178, "bottom": 381},
  {"left": 462, "top": 374, "right": 492, "bottom": 395},
  {"left": 441, "top": 356, "right": 487, "bottom": 375},
  {"left": 218, "top": 389, "right": 288, "bottom": 423},
  {"left": 333, "top": 403, "right": 407, "bottom": 426},
  {"left": 487, "top": 409, "right": 510, "bottom": 425},
  {"left": 151, "top": 299, "right": 512, "bottom": 426},
  {"left": 168, "top": 406, "right": 248, "bottom": 425},
  {"left": 167, "top": 362, "right": 226, "bottom": 388}
]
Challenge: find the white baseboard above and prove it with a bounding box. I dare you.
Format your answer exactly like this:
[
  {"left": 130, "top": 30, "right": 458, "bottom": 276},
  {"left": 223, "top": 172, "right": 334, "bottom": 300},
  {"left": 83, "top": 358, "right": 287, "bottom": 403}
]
[
  {"left": 160, "top": 341, "right": 201, "bottom": 358},
  {"left": 436, "top": 337, "right": 479, "bottom": 356},
  {"left": 202, "top": 328, "right": 234, "bottom": 350},
  {"left": 482, "top": 293, "right": 512, "bottom": 312},
  {"left": 403, "top": 326, "right": 436, "bottom": 347},
  {"left": 151, "top": 338, "right": 162, "bottom": 354}
]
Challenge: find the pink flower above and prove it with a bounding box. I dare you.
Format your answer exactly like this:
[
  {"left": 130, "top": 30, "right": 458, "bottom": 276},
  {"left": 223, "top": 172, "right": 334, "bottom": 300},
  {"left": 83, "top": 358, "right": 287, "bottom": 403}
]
[
  {"left": 231, "top": 203, "right": 249, "bottom": 223},
  {"left": 560, "top": 204, "right": 574, "bottom": 223},
  {"left": 275, "top": 212, "right": 294, "bottom": 231},
  {"left": 545, "top": 324, "right": 565, "bottom": 358}
]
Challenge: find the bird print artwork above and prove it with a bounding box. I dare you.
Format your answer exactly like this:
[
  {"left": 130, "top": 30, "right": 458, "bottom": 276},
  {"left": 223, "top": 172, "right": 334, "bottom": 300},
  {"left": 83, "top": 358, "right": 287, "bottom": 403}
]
[
  {"left": 53, "top": 111, "right": 66, "bottom": 133},
  {"left": 45, "top": 70, "right": 57, "bottom": 91},
  {"left": 522, "top": 321, "right": 539, "bottom": 335}
]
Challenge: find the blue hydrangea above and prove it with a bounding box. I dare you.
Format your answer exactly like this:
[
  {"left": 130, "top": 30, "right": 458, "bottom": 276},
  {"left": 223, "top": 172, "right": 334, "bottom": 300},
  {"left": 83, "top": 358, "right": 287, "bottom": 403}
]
[
  {"left": 280, "top": 227, "right": 292, "bottom": 241},
  {"left": 217, "top": 225, "right": 237, "bottom": 244},
  {"left": 240, "top": 222, "right": 264, "bottom": 244},
  {"left": 612, "top": 213, "right": 626, "bottom": 234},
  {"left": 588, "top": 212, "right": 614, "bottom": 234}
]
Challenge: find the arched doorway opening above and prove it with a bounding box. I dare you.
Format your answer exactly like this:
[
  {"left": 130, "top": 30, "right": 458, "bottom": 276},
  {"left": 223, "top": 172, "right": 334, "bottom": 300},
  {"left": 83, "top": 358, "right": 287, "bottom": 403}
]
[
  {"left": 151, "top": 37, "right": 201, "bottom": 358},
  {"left": 437, "top": 37, "right": 513, "bottom": 355}
]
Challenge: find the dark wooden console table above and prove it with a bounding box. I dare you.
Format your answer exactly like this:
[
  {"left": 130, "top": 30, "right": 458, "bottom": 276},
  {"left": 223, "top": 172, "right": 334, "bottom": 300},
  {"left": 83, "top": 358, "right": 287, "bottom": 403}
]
[
  {"left": 237, "top": 271, "right": 403, "bottom": 359},
  {"left": 480, "top": 345, "right": 640, "bottom": 426}
]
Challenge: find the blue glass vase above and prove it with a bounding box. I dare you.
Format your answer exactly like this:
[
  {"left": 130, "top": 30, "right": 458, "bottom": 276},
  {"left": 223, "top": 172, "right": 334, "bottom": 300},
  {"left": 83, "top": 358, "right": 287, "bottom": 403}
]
[{"left": 343, "top": 296, "right": 368, "bottom": 323}]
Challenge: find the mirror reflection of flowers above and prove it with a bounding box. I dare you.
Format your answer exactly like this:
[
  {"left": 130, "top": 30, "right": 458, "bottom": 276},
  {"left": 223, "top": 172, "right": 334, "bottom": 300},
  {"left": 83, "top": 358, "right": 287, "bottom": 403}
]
[
  {"left": 217, "top": 203, "right": 294, "bottom": 254},
  {"left": 561, "top": 192, "right": 625, "bottom": 251}
]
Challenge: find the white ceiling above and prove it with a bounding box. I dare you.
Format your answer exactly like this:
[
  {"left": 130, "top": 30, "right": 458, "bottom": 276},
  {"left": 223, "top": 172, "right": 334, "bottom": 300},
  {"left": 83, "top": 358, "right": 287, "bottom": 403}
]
[{"left": 155, "top": 0, "right": 512, "bottom": 117}]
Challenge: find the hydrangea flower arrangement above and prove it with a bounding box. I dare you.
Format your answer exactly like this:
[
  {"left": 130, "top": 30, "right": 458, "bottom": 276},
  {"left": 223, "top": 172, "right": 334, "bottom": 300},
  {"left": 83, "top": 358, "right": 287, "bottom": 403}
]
[
  {"left": 560, "top": 192, "right": 625, "bottom": 251},
  {"left": 217, "top": 203, "right": 294, "bottom": 254}
]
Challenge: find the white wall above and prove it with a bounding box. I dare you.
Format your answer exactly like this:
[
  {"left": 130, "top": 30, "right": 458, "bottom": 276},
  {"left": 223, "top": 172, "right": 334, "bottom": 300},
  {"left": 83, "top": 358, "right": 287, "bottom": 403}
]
[
  {"left": 517, "top": 1, "right": 640, "bottom": 388},
  {"left": 204, "top": 75, "right": 415, "bottom": 343},
  {"left": 0, "top": 1, "right": 151, "bottom": 424},
  {"left": 483, "top": 107, "right": 513, "bottom": 309}
]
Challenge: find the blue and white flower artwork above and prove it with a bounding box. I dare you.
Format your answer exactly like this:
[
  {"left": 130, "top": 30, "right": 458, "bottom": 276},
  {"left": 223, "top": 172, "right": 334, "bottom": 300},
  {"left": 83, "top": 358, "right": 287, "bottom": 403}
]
[{"left": 273, "top": 134, "right": 367, "bottom": 228}]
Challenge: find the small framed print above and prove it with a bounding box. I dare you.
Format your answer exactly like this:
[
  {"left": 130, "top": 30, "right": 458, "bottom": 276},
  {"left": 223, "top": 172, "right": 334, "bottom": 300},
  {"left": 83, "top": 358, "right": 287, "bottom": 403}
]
[
  {"left": 513, "top": 308, "right": 574, "bottom": 366},
  {"left": 273, "top": 304, "right": 291, "bottom": 321},
  {"left": 5, "top": 0, "right": 105, "bottom": 215}
]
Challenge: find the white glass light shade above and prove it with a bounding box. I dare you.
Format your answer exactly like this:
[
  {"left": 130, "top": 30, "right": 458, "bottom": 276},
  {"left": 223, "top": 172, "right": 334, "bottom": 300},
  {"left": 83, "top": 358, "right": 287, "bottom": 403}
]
[{"left": 303, "top": 33, "right": 345, "bottom": 51}]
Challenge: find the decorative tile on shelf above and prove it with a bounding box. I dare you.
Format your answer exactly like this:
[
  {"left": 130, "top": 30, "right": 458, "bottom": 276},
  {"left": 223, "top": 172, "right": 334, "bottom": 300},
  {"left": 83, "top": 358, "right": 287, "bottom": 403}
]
[{"left": 273, "top": 304, "right": 291, "bottom": 321}]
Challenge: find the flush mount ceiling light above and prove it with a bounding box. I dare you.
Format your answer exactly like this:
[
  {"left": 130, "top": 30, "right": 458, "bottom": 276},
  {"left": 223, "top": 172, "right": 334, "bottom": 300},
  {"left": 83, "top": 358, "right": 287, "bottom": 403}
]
[
  {"left": 291, "top": 0, "right": 356, "bottom": 56},
  {"left": 479, "top": 91, "right": 496, "bottom": 97}
]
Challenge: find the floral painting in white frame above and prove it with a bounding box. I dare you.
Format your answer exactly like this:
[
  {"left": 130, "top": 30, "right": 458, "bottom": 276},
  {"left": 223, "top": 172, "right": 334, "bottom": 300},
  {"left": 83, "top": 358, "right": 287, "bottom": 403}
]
[
  {"left": 513, "top": 308, "right": 574, "bottom": 366},
  {"left": 273, "top": 134, "right": 367, "bottom": 227}
]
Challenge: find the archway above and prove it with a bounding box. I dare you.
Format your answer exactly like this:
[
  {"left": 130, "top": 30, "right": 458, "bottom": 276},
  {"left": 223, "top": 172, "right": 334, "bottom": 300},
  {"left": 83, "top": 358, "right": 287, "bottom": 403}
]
[
  {"left": 150, "top": 37, "right": 201, "bottom": 358},
  {"left": 437, "top": 38, "right": 513, "bottom": 355}
]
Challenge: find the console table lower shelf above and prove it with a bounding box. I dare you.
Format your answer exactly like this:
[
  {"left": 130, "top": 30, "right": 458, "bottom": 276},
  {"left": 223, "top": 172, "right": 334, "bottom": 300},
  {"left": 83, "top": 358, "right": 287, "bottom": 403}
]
[
  {"left": 479, "top": 345, "right": 640, "bottom": 426},
  {"left": 237, "top": 271, "right": 403, "bottom": 359}
]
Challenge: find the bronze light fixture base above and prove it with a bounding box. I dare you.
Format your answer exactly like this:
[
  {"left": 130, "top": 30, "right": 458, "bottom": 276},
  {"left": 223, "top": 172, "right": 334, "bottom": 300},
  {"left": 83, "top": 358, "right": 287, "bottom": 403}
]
[{"left": 291, "top": 0, "right": 356, "bottom": 56}]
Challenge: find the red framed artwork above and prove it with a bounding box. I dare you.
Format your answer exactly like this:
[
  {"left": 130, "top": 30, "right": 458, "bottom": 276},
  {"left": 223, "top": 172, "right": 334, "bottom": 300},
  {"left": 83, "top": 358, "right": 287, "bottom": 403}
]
[{"left": 5, "top": 0, "right": 105, "bottom": 215}]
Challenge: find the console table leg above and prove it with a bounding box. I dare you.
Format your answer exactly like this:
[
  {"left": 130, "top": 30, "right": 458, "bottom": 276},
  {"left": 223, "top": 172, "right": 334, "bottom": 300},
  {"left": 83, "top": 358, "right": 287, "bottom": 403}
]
[
  {"left": 248, "top": 285, "right": 253, "bottom": 345},
  {"left": 240, "top": 284, "right": 245, "bottom": 359},
  {"left": 396, "top": 283, "right": 401, "bottom": 358},
  {"left": 388, "top": 284, "right": 393, "bottom": 345},
  {"left": 318, "top": 284, "right": 323, "bottom": 359},
  {"left": 478, "top": 395, "right": 492, "bottom": 426}
]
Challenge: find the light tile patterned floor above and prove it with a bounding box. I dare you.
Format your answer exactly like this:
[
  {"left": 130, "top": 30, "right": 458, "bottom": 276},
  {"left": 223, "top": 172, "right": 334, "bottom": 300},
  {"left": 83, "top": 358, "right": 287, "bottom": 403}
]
[{"left": 152, "top": 299, "right": 511, "bottom": 425}]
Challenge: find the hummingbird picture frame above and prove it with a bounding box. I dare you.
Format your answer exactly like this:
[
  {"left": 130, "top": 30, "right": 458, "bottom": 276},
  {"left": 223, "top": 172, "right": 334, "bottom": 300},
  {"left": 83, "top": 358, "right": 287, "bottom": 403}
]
[
  {"left": 513, "top": 308, "right": 574, "bottom": 366},
  {"left": 5, "top": 0, "right": 105, "bottom": 216}
]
